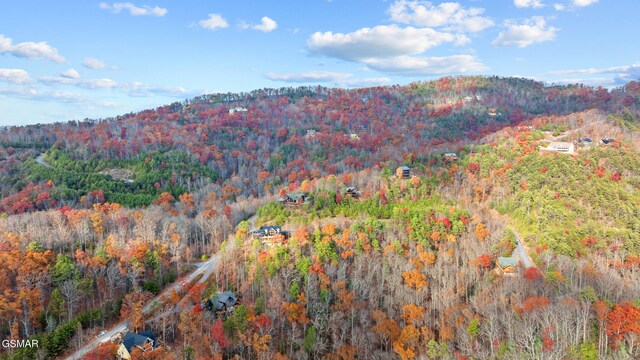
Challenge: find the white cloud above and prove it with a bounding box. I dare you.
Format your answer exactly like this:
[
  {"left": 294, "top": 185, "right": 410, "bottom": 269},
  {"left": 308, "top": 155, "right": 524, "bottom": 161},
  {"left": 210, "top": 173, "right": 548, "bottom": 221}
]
[
  {"left": 307, "top": 24, "right": 486, "bottom": 76},
  {"left": 265, "top": 71, "right": 353, "bottom": 83},
  {"left": 547, "top": 77, "right": 616, "bottom": 86},
  {"left": 0, "top": 87, "right": 90, "bottom": 103},
  {"left": 336, "top": 77, "right": 392, "bottom": 88},
  {"left": 553, "top": 0, "right": 597, "bottom": 10},
  {"left": 252, "top": 17, "right": 278, "bottom": 32},
  {"left": 454, "top": 34, "right": 471, "bottom": 46},
  {"left": 0, "top": 34, "right": 65, "bottom": 63},
  {"left": 550, "top": 62, "right": 640, "bottom": 85},
  {"left": 551, "top": 64, "right": 640, "bottom": 76},
  {"left": 123, "top": 82, "right": 194, "bottom": 97},
  {"left": 0, "top": 68, "right": 31, "bottom": 84},
  {"left": 40, "top": 76, "right": 119, "bottom": 89},
  {"left": 60, "top": 69, "right": 80, "bottom": 79},
  {"left": 492, "top": 17, "right": 558, "bottom": 48},
  {"left": 308, "top": 25, "right": 457, "bottom": 61},
  {"left": 39, "top": 75, "right": 196, "bottom": 97},
  {"left": 199, "top": 14, "right": 229, "bottom": 30},
  {"left": 365, "top": 55, "right": 487, "bottom": 75},
  {"left": 388, "top": 1, "right": 494, "bottom": 33},
  {"left": 572, "top": 0, "right": 598, "bottom": 7},
  {"left": 99, "top": 2, "right": 167, "bottom": 16},
  {"left": 81, "top": 78, "right": 119, "bottom": 89},
  {"left": 43, "top": 91, "right": 92, "bottom": 103},
  {"left": 265, "top": 71, "right": 391, "bottom": 88},
  {"left": 514, "top": 0, "right": 545, "bottom": 8},
  {"left": 82, "top": 57, "right": 111, "bottom": 70}
]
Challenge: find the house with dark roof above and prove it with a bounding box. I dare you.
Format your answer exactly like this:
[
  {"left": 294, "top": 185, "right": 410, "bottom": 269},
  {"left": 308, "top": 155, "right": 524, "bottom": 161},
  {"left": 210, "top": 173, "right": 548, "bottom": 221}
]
[
  {"left": 396, "top": 166, "right": 411, "bottom": 179},
  {"left": 205, "top": 291, "right": 238, "bottom": 315},
  {"left": 117, "top": 330, "right": 158, "bottom": 359},
  {"left": 344, "top": 187, "right": 361, "bottom": 199},
  {"left": 250, "top": 225, "right": 289, "bottom": 246},
  {"left": 278, "top": 193, "right": 308, "bottom": 206},
  {"left": 250, "top": 225, "right": 282, "bottom": 237}
]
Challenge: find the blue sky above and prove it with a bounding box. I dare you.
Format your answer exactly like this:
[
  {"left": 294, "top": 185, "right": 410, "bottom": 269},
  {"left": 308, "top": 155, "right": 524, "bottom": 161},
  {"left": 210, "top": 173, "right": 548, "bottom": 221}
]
[{"left": 0, "top": 0, "right": 638, "bottom": 126}]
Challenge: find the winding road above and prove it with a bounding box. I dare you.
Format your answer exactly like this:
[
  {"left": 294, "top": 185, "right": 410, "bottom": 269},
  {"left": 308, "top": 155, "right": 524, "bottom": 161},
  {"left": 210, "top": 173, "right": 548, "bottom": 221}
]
[{"left": 65, "top": 245, "right": 230, "bottom": 359}]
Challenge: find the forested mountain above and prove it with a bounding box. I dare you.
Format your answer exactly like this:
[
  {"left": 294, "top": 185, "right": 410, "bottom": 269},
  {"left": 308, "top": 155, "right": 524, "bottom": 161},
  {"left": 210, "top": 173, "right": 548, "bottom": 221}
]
[
  {"left": 1, "top": 76, "right": 636, "bottom": 210},
  {"left": 0, "top": 76, "right": 639, "bottom": 359}
]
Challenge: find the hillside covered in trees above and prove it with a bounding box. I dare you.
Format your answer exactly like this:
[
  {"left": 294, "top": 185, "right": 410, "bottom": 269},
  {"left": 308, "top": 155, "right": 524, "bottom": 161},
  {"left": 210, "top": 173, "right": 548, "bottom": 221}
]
[{"left": 0, "top": 76, "right": 639, "bottom": 359}]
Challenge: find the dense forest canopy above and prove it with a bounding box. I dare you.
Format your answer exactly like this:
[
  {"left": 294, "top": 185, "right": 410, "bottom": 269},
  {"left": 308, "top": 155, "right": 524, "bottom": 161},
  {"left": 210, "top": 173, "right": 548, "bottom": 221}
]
[{"left": 0, "top": 75, "right": 639, "bottom": 359}]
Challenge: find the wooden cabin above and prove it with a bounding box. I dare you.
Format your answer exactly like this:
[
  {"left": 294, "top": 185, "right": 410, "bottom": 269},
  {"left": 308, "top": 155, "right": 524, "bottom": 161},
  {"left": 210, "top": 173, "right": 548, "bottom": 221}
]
[
  {"left": 206, "top": 291, "right": 238, "bottom": 316},
  {"left": 250, "top": 226, "right": 289, "bottom": 247},
  {"left": 396, "top": 166, "right": 411, "bottom": 179},
  {"left": 117, "top": 330, "right": 158, "bottom": 359},
  {"left": 278, "top": 193, "right": 308, "bottom": 206}
]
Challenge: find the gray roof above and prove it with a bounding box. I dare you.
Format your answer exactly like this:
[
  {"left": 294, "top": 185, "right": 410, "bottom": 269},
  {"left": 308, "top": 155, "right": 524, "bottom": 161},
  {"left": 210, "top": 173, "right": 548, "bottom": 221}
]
[
  {"left": 279, "top": 193, "right": 307, "bottom": 202},
  {"left": 253, "top": 225, "right": 281, "bottom": 234},
  {"left": 398, "top": 166, "right": 410, "bottom": 171},
  {"left": 123, "top": 331, "right": 156, "bottom": 352},
  {"left": 209, "top": 291, "right": 237, "bottom": 311},
  {"left": 498, "top": 257, "right": 519, "bottom": 268}
]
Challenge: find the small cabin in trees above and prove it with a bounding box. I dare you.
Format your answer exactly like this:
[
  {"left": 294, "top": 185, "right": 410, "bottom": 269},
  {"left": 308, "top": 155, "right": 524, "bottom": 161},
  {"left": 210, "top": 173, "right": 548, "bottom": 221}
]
[
  {"left": 396, "top": 166, "right": 411, "bottom": 179},
  {"left": 117, "top": 330, "right": 158, "bottom": 359},
  {"left": 463, "top": 95, "right": 481, "bottom": 103},
  {"left": 577, "top": 138, "right": 593, "bottom": 148},
  {"left": 250, "top": 225, "right": 289, "bottom": 246},
  {"left": 228, "top": 107, "right": 248, "bottom": 114},
  {"left": 344, "top": 187, "right": 361, "bottom": 199},
  {"left": 544, "top": 142, "right": 574, "bottom": 154},
  {"left": 205, "top": 291, "right": 238, "bottom": 315},
  {"left": 305, "top": 129, "right": 317, "bottom": 140},
  {"left": 251, "top": 225, "right": 284, "bottom": 237},
  {"left": 495, "top": 256, "right": 519, "bottom": 276},
  {"left": 443, "top": 153, "right": 459, "bottom": 161},
  {"left": 279, "top": 193, "right": 308, "bottom": 206},
  {"left": 488, "top": 108, "right": 498, "bottom": 117}
]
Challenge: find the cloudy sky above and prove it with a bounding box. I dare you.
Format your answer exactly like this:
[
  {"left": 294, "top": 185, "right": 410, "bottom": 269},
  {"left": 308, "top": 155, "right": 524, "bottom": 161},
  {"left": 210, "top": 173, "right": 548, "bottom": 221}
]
[{"left": 1, "top": 0, "right": 638, "bottom": 125}]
